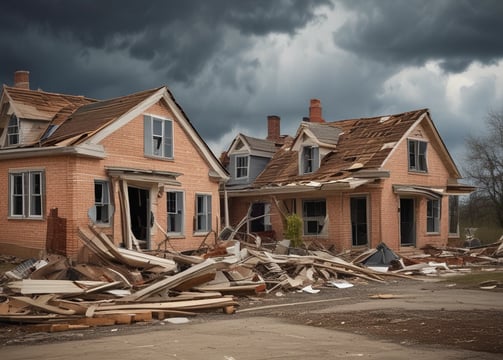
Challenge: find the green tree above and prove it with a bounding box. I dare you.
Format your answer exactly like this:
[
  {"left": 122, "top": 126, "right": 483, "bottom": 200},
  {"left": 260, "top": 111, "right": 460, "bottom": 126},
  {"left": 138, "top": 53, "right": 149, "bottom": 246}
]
[{"left": 464, "top": 110, "right": 503, "bottom": 227}]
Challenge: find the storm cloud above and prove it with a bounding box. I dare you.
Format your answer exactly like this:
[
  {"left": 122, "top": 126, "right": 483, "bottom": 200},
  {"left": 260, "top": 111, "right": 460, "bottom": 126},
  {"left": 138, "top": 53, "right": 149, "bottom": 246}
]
[{"left": 0, "top": 0, "right": 502, "bottom": 172}]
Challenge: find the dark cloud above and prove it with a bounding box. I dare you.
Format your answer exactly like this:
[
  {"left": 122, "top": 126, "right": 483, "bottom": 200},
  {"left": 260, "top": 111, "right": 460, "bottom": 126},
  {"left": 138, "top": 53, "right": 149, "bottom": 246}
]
[
  {"left": 0, "top": 0, "right": 331, "bottom": 86},
  {"left": 333, "top": 0, "right": 503, "bottom": 72}
]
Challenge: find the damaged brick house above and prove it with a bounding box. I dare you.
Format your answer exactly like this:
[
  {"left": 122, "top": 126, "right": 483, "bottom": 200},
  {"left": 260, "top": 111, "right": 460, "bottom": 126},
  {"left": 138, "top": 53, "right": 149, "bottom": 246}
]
[
  {"left": 222, "top": 99, "right": 474, "bottom": 251},
  {"left": 0, "top": 71, "right": 228, "bottom": 258}
]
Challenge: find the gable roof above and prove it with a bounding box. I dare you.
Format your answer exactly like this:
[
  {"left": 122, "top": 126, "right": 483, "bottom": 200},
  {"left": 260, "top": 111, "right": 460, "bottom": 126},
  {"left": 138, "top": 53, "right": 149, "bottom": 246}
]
[
  {"left": 253, "top": 108, "right": 458, "bottom": 188},
  {"left": 228, "top": 133, "right": 278, "bottom": 156},
  {"left": 294, "top": 121, "right": 342, "bottom": 148},
  {"left": 0, "top": 85, "right": 229, "bottom": 181}
]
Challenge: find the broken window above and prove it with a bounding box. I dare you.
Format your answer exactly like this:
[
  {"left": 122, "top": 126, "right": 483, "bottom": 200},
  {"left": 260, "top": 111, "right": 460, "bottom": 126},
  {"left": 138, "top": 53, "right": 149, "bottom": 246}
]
[
  {"left": 302, "top": 199, "right": 326, "bottom": 235},
  {"left": 167, "top": 190, "right": 184, "bottom": 234},
  {"left": 427, "top": 198, "right": 440, "bottom": 233},
  {"left": 144, "top": 115, "right": 173, "bottom": 158},
  {"left": 302, "top": 146, "right": 319, "bottom": 174},
  {"left": 94, "top": 180, "right": 111, "bottom": 224},
  {"left": 9, "top": 170, "right": 44, "bottom": 218},
  {"left": 7, "top": 114, "right": 19, "bottom": 145},
  {"left": 195, "top": 194, "right": 212, "bottom": 233},
  {"left": 408, "top": 139, "right": 428, "bottom": 172},
  {"left": 249, "top": 202, "right": 272, "bottom": 232}
]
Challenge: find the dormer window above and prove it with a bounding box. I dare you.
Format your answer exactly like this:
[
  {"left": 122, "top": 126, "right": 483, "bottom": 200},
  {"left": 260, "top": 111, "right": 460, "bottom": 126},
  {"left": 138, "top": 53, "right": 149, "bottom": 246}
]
[
  {"left": 236, "top": 155, "right": 249, "bottom": 179},
  {"left": 408, "top": 139, "right": 427, "bottom": 172},
  {"left": 302, "top": 146, "right": 319, "bottom": 174},
  {"left": 7, "top": 114, "right": 19, "bottom": 145}
]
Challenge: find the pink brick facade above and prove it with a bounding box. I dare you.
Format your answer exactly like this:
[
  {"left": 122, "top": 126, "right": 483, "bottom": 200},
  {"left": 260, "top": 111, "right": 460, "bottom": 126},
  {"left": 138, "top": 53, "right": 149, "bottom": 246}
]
[
  {"left": 0, "top": 90, "right": 227, "bottom": 258},
  {"left": 225, "top": 115, "right": 468, "bottom": 252}
]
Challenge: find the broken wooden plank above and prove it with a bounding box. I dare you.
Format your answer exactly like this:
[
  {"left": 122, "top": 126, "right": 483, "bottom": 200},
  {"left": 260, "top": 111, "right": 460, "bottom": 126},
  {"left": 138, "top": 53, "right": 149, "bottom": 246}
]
[
  {"left": 12, "top": 296, "right": 77, "bottom": 315},
  {"left": 121, "top": 259, "right": 217, "bottom": 301}
]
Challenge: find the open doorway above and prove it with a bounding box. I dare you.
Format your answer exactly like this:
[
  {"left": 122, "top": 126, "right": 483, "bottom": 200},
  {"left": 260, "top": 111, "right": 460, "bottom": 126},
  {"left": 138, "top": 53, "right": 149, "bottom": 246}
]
[
  {"left": 351, "top": 196, "right": 368, "bottom": 246},
  {"left": 128, "top": 186, "right": 151, "bottom": 249},
  {"left": 400, "top": 198, "right": 416, "bottom": 246}
]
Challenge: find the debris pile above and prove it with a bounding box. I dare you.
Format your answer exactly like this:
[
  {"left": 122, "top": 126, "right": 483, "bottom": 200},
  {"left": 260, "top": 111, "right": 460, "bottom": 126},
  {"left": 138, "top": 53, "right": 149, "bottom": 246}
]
[{"left": 1, "top": 226, "right": 502, "bottom": 332}]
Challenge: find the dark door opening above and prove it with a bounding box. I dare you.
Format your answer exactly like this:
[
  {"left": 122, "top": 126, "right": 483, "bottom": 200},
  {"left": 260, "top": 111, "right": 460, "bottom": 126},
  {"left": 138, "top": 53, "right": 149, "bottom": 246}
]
[
  {"left": 128, "top": 186, "right": 150, "bottom": 249},
  {"left": 351, "top": 197, "right": 368, "bottom": 246},
  {"left": 400, "top": 198, "right": 415, "bottom": 246}
]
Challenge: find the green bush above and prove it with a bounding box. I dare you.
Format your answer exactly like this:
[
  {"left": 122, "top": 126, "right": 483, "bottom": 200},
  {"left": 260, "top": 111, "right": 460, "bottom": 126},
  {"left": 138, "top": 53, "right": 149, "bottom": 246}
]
[{"left": 285, "top": 213, "right": 303, "bottom": 248}]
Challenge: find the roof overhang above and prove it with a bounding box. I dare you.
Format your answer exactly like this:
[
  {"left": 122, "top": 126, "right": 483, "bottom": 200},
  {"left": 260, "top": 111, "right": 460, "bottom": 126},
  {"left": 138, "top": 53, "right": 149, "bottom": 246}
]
[
  {"left": 446, "top": 183, "right": 476, "bottom": 195},
  {"left": 393, "top": 184, "right": 444, "bottom": 199},
  {"left": 106, "top": 166, "right": 182, "bottom": 187},
  {"left": 224, "top": 177, "right": 373, "bottom": 197},
  {"left": 0, "top": 143, "right": 105, "bottom": 160}
]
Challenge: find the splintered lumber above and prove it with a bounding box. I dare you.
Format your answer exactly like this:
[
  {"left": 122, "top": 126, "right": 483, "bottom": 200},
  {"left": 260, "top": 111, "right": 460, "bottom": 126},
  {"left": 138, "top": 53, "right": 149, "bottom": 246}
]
[
  {"left": 121, "top": 259, "right": 217, "bottom": 301},
  {"left": 12, "top": 296, "right": 76, "bottom": 315},
  {"left": 5, "top": 279, "right": 118, "bottom": 295},
  {"left": 79, "top": 226, "right": 177, "bottom": 272},
  {"left": 93, "top": 296, "right": 237, "bottom": 312}
]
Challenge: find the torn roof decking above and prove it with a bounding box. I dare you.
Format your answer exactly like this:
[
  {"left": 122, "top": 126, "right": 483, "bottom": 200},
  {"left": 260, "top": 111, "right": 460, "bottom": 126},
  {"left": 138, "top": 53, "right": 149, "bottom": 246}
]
[
  {"left": 43, "top": 87, "right": 163, "bottom": 146},
  {"left": 253, "top": 109, "right": 427, "bottom": 186},
  {"left": 3, "top": 85, "right": 95, "bottom": 121}
]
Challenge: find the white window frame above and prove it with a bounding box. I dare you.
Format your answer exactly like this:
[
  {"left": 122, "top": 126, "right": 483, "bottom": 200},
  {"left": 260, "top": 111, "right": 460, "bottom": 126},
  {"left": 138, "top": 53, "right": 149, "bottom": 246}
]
[
  {"left": 427, "top": 198, "right": 440, "bottom": 233},
  {"left": 94, "top": 180, "right": 111, "bottom": 225},
  {"left": 7, "top": 114, "right": 19, "bottom": 146},
  {"left": 144, "top": 115, "right": 173, "bottom": 159},
  {"left": 235, "top": 155, "right": 249, "bottom": 179},
  {"left": 195, "top": 194, "right": 212, "bottom": 233},
  {"left": 167, "top": 190, "right": 184, "bottom": 235},
  {"left": 301, "top": 146, "right": 319, "bottom": 174},
  {"left": 9, "top": 170, "right": 44, "bottom": 219},
  {"left": 408, "top": 139, "right": 428, "bottom": 172}
]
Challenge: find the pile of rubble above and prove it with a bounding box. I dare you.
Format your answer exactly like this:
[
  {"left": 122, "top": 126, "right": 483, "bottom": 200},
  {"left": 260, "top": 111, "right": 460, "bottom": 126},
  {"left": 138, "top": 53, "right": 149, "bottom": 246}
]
[{"left": 1, "top": 226, "right": 502, "bottom": 332}]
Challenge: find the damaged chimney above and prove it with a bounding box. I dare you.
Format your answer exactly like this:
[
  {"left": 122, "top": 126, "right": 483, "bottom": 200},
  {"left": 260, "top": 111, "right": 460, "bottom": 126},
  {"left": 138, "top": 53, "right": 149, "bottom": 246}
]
[
  {"left": 266, "top": 115, "right": 281, "bottom": 142},
  {"left": 309, "top": 98, "right": 324, "bottom": 123},
  {"left": 14, "top": 70, "right": 30, "bottom": 89}
]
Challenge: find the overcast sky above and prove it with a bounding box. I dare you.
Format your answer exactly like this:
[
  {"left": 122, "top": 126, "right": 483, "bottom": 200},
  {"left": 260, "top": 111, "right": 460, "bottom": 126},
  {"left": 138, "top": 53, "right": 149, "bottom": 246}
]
[{"left": 1, "top": 0, "right": 502, "bottom": 175}]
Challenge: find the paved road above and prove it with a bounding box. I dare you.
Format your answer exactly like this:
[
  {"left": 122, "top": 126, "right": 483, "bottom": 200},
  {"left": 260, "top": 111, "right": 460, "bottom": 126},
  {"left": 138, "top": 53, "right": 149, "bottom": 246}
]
[{"left": 2, "top": 278, "right": 502, "bottom": 359}]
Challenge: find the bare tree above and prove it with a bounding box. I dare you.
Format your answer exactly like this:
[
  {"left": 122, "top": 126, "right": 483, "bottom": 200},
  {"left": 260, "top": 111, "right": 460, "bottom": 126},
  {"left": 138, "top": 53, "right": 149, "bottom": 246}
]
[{"left": 464, "top": 110, "right": 503, "bottom": 227}]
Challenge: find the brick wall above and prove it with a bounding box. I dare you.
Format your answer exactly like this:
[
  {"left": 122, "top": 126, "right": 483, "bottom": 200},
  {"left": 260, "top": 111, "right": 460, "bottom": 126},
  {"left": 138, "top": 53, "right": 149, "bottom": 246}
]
[{"left": 0, "top": 100, "right": 222, "bottom": 257}]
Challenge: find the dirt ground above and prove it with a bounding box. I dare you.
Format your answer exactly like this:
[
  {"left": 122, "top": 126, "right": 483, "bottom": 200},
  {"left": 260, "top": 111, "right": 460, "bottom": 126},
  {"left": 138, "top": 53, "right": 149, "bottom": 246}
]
[{"left": 1, "top": 270, "right": 503, "bottom": 359}]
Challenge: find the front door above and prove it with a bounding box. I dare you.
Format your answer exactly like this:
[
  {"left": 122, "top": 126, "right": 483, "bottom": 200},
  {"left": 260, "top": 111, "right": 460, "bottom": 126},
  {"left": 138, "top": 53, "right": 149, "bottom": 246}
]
[
  {"left": 351, "top": 196, "right": 368, "bottom": 246},
  {"left": 400, "top": 198, "right": 415, "bottom": 246},
  {"left": 128, "top": 186, "right": 151, "bottom": 249}
]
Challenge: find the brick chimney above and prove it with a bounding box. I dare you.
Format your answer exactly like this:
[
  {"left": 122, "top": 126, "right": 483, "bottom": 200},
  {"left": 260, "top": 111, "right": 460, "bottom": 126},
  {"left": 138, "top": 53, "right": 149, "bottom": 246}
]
[
  {"left": 267, "top": 115, "right": 281, "bottom": 142},
  {"left": 14, "top": 70, "right": 30, "bottom": 89},
  {"left": 309, "top": 98, "right": 324, "bottom": 123}
]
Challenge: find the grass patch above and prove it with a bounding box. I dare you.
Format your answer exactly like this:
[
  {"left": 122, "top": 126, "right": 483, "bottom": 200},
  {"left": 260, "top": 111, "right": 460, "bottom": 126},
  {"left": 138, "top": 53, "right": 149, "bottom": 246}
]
[{"left": 441, "top": 270, "right": 503, "bottom": 287}]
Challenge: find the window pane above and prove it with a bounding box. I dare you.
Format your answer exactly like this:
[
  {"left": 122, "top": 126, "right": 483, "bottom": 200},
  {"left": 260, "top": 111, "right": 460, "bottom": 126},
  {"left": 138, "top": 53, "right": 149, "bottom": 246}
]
[
  {"left": 303, "top": 200, "right": 326, "bottom": 235},
  {"left": 196, "top": 195, "right": 211, "bottom": 232},
  {"left": 153, "top": 119, "right": 163, "bottom": 136},
  {"left": 11, "top": 174, "right": 24, "bottom": 216},
  {"left": 94, "top": 181, "right": 110, "bottom": 223}
]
